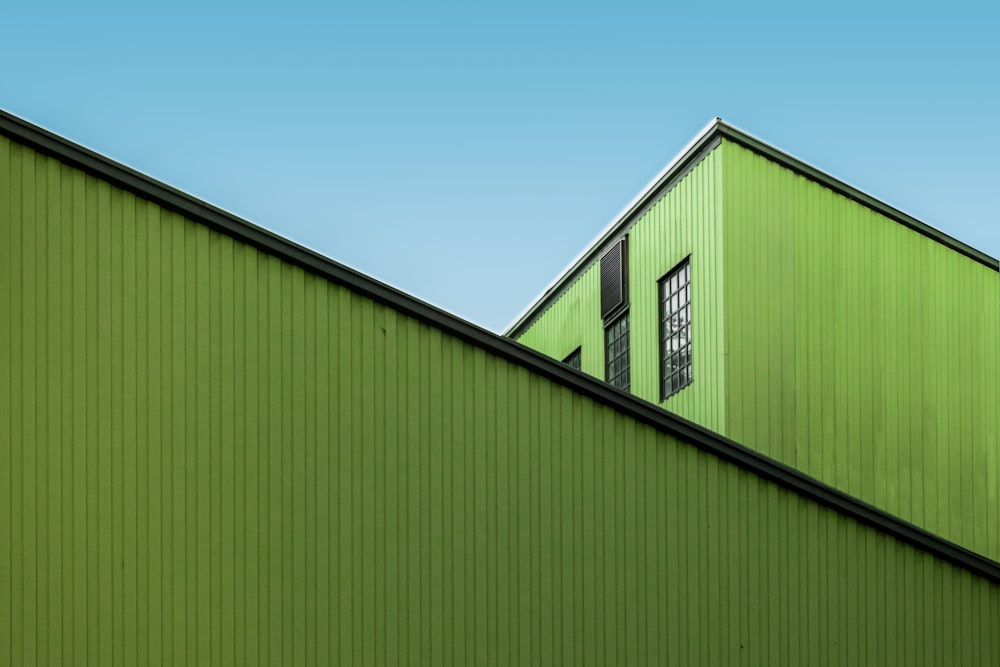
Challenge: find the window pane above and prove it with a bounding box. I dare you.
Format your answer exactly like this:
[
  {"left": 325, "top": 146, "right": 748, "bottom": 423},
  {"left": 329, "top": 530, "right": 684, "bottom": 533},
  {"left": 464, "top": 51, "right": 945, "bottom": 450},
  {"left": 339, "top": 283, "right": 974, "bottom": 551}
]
[
  {"left": 605, "top": 311, "right": 630, "bottom": 392},
  {"left": 659, "top": 259, "right": 692, "bottom": 400}
]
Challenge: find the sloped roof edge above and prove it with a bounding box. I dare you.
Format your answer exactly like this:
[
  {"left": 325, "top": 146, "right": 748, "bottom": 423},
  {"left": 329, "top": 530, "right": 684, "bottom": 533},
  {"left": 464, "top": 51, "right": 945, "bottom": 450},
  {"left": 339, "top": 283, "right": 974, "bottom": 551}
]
[
  {"left": 2, "top": 108, "right": 998, "bottom": 585},
  {"left": 504, "top": 118, "right": 999, "bottom": 339}
]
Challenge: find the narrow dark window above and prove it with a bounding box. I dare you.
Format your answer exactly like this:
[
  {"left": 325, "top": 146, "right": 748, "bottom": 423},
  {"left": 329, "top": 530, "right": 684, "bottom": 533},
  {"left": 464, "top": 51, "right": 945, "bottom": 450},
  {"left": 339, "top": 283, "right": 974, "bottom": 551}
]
[
  {"left": 659, "top": 259, "right": 691, "bottom": 399},
  {"left": 605, "top": 311, "right": 630, "bottom": 392},
  {"left": 600, "top": 237, "right": 629, "bottom": 319},
  {"left": 563, "top": 347, "right": 582, "bottom": 370}
]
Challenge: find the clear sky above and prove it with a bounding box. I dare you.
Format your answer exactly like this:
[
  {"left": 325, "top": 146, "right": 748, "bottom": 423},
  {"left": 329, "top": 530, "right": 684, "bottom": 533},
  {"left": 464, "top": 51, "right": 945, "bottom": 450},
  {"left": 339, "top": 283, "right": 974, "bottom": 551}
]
[{"left": 3, "top": 1, "right": 997, "bottom": 331}]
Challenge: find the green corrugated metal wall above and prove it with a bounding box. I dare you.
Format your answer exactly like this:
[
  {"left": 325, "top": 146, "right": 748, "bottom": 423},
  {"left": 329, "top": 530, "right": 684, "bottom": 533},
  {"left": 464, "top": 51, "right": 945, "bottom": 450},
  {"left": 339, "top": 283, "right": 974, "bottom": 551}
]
[
  {"left": 517, "top": 147, "right": 727, "bottom": 434},
  {"left": 3, "top": 133, "right": 1000, "bottom": 665},
  {"left": 516, "top": 136, "right": 1000, "bottom": 565},
  {"left": 722, "top": 139, "right": 1000, "bottom": 562}
]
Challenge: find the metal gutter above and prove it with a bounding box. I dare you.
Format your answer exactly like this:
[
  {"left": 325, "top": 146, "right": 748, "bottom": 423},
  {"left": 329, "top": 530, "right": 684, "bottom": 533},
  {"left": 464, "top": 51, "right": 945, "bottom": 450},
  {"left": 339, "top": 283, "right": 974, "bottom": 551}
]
[
  {"left": 3, "top": 108, "right": 999, "bottom": 586},
  {"left": 504, "top": 118, "right": 999, "bottom": 339}
]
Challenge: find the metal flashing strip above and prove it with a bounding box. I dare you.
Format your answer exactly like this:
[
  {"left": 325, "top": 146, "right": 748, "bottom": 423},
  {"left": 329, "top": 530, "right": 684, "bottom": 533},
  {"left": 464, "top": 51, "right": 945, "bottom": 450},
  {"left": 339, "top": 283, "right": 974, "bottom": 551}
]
[
  {"left": 3, "top": 108, "right": 999, "bottom": 586},
  {"left": 504, "top": 119, "right": 999, "bottom": 340}
]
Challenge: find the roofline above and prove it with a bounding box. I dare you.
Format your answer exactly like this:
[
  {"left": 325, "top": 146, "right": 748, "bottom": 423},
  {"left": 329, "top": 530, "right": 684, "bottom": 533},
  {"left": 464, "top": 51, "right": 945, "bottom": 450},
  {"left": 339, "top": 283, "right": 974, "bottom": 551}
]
[
  {"left": 504, "top": 118, "right": 1000, "bottom": 339},
  {"left": 503, "top": 117, "right": 724, "bottom": 337},
  {"left": 3, "top": 108, "right": 999, "bottom": 586}
]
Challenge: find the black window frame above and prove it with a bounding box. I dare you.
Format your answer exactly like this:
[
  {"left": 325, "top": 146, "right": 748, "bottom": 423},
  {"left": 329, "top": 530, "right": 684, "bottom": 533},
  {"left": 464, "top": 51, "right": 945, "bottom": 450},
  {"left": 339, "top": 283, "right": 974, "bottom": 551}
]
[
  {"left": 604, "top": 310, "right": 631, "bottom": 392},
  {"left": 562, "top": 346, "right": 582, "bottom": 370},
  {"left": 659, "top": 258, "right": 692, "bottom": 400}
]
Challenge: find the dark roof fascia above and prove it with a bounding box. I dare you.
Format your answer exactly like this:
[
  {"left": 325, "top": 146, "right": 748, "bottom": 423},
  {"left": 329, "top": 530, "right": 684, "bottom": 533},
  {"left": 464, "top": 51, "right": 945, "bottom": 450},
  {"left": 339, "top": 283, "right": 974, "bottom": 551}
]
[
  {"left": 505, "top": 119, "right": 999, "bottom": 340},
  {"left": 3, "top": 109, "right": 999, "bottom": 586}
]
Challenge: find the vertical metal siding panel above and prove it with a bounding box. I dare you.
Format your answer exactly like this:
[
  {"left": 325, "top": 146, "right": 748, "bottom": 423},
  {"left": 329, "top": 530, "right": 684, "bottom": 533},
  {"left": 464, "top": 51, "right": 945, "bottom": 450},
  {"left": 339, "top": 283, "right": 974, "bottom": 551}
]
[
  {"left": 83, "top": 171, "right": 97, "bottom": 666},
  {"left": 171, "top": 214, "right": 191, "bottom": 662},
  {"left": 492, "top": 358, "right": 507, "bottom": 666},
  {"left": 722, "top": 140, "right": 1000, "bottom": 561},
  {"left": 162, "top": 212, "right": 178, "bottom": 661},
  {"left": 220, "top": 234, "right": 236, "bottom": 666},
  {"left": 383, "top": 310, "right": 399, "bottom": 666},
  {"left": 553, "top": 389, "right": 567, "bottom": 665},
  {"left": 278, "top": 264, "right": 293, "bottom": 666},
  {"left": 416, "top": 323, "right": 430, "bottom": 665},
  {"left": 442, "top": 341, "right": 457, "bottom": 667},
  {"left": 424, "top": 326, "right": 440, "bottom": 665},
  {"left": 663, "top": 440, "right": 679, "bottom": 664},
  {"left": 0, "top": 136, "right": 10, "bottom": 667},
  {"left": 207, "top": 231, "right": 223, "bottom": 666},
  {"left": 27, "top": 148, "right": 46, "bottom": 667},
  {"left": 359, "top": 296, "right": 375, "bottom": 666},
  {"left": 485, "top": 357, "right": 500, "bottom": 666},
  {"left": 64, "top": 163, "right": 84, "bottom": 656},
  {"left": 267, "top": 258, "right": 282, "bottom": 665},
  {"left": 294, "top": 269, "right": 309, "bottom": 666},
  {"left": 5, "top": 142, "right": 19, "bottom": 663},
  {"left": 313, "top": 281, "right": 331, "bottom": 666},
  {"left": 33, "top": 149, "right": 46, "bottom": 664},
  {"left": 137, "top": 199, "right": 152, "bottom": 665},
  {"left": 571, "top": 395, "right": 586, "bottom": 666},
  {"left": 124, "top": 203, "right": 138, "bottom": 661},
  {"left": 242, "top": 245, "right": 260, "bottom": 667},
  {"left": 395, "top": 313, "right": 410, "bottom": 658},
  {"left": 776, "top": 162, "right": 796, "bottom": 471},
  {"left": 56, "top": 163, "right": 75, "bottom": 667},
  {"left": 641, "top": 428, "right": 657, "bottom": 664},
  {"left": 32, "top": 155, "right": 51, "bottom": 667},
  {"left": 384, "top": 294, "right": 397, "bottom": 662},
  {"left": 474, "top": 350, "right": 489, "bottom": 666},
  {"left": 95, "top": 177, "right": 113, "bottom": 665},
  {"left": 254, "top": 252, "right": 269, "bottom": 665},
  {"left": 465, "top": 348, "right": 480, "bottom": 666},
  {"left": 158, "top": 205, "right": 176, "bottom": 667},
  {"left": 435, "top": 328, "right": 451, "bottom": 666},
  {"left": 340, "top": 291, "right": 354, "bottom": 665},
  {"left": 230, "top": 237, "right": 247, "bottom": 667},
  {"left": 461, "top": 348, "right": 473, "bottom": 664},
  {"left": 16, "top": 144, "right": 34, "bottom": 667},
  {"left": 578, "top": 398, "right": 596, "bottom": 665},
  {"left": 531, "top": 374, "right": 544, "bottom": 661},
  {"left": 121, "top": 190, "right": 138, "bottom": 667},
  {"left": 540, "top": 379, "right": 556, "bottom": 665},
  {"left": 108, "top": 185, "right": 123, "bottom": 667}
]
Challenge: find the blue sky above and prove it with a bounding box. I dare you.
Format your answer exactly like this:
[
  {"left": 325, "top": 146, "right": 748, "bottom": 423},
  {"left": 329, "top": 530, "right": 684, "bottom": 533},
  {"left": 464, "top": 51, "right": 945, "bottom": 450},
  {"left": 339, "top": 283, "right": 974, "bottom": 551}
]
[{"left": 3, "top": 1, "right": 997, "bottom": 331}]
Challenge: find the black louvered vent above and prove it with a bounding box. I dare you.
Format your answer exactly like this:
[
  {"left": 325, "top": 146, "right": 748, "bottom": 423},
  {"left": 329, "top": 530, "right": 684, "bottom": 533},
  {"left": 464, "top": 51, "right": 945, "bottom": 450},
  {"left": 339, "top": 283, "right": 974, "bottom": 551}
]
[{"left": 600, "top": 236, "right": 628, "bottom": 320}]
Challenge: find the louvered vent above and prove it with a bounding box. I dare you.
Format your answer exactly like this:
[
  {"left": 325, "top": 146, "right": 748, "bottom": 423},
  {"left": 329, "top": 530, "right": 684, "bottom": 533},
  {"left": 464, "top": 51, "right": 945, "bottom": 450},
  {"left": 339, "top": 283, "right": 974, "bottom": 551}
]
[{"left": 600, "top": 236, "right": 628, "bottom": 319}]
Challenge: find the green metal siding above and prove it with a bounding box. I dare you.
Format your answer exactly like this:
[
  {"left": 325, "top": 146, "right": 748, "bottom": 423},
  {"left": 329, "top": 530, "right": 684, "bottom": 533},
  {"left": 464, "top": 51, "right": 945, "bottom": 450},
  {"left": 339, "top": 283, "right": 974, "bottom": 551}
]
[
  {"left": 3, "top": 133, "right": 1000, "bottom": 665},
  {"left": 517, "top": 147, "right": 727, "bottom": 434},
  {"left": 721, "top": 139, "right": 1000, "bottom": 562},
  {"left": 518, "top": 258, "right": 606, "bottom": 382}
]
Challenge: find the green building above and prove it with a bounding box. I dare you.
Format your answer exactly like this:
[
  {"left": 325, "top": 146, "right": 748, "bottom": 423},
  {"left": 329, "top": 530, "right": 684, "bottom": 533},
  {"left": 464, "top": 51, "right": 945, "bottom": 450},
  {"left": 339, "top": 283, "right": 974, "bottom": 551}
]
[
  {"left": 510, "top": 119, "right": 1000, "bottom": 563},
  {"left": 2, "top": 109, "right": 999, "bottom": 664}
]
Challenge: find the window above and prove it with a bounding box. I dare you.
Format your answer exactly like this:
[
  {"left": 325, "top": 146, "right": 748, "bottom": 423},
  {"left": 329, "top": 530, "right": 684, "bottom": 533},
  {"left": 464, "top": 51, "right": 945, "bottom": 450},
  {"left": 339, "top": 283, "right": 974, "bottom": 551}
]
[
  {"left": 563, "top": 347, "right": 582, "bottom": 370},
  {"left": 601, "top": 235, "right": 630, "bottom": 392},
  {"left": 659, "top": 259, "right": 691, "bottom": 399},
  {"left": 600, "top": 237, "right": 628, "bottom": 319},
  {"left": 605, "top": 311, "right": 630, "bottom": 391}
]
